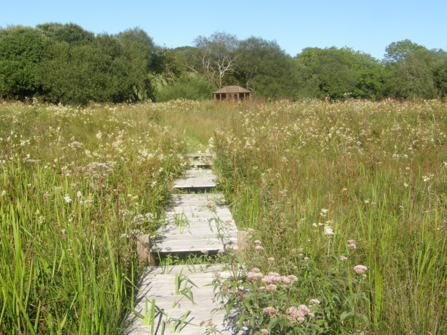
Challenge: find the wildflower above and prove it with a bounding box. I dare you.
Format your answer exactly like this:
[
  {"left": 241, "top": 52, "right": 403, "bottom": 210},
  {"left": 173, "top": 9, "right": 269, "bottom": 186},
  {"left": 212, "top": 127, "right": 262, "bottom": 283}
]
[
  {"left": 261, "top": 329, "right": 268, "bottom": 335},
  {"left": 287, "top": 275, "right": 298, "bottom": 282},
  {"left": 308, "top": 313, "right": 315, "bottom": 318},
  {"left": 268, "top": 257, "right": 275, "bottom": 261},
  {"left": 309, "top": 299, "right": 320, "bottom": 305},
  {"left": 268, "top": 272, "right": 280, "bottom": 277},
  {"left": 304, "top": 257, "right": 309, "bottom": 260},
  {"left": 371, "top": 202, "right": 377, "bottom": 206},
  {"left": 404, "top": 183, "right": 409, "bottom": 188},
  {"left": 263, "top": 307, "right": 276, "bottom": 313},
  {"left": 43, "top": 193, "right": 51, "bottom": 198},
  {"left": 347, "top": 240, "right": 356, "bottom": 249},
  {"left": 1, "top": 190, "right": 6, "bottom": 197},
  {"left": 77, "top": 191, "right": 82, "bottom": 198},
  {"left": 214, "top": 272, "right": 221, "bottom": 277},
  {"left": 282, "top": 277, "right": 291, "bottom": 284},
  {"left": 261, "top": 277, "right": 272, "bottom": 284},
  {"left": 299, "top": 305, "right": 311, "bottom": 314},
  {"left": 218, "top": 249, "right": 224, "bottom": 254},
  {"left": 423, "top": 176, "right": 430, "bottom": 182},
  {"left": 312, "top": 223, "right": 318, "bottom": 228},
  {"left": 353, "top": 265, "right": 368, "bottom": 274},
  {"left": 259, "top": 287, "right": 265, "bottom": 290},
  {"left": 266, "top": 284, "right": 277, "bottom": 291},
  {"left": 247, "top": 272, "right": 263, "bottom": 280},
  {"left": 205, "top": 201, "right": 215, "bottom": 207},
  {"left": 340, "top": 256, "right": 348, "bottom": 261},
  {"left": 64, "top": 195, "right": 72, "bottom": 203},
  {"left": 254, "top": 240, "right": 262, "bottom": 244},
  {"left": 145, "top": 213, "right": 154, "bottom": 219},
  {"left": 255, "top": 246, "right": 264, "bottom": 251},
  {"left": 298, "top": 317, "right": 305, "bottom": 322},
  {"left": 247, "top": 228, "right": 255, "bottom": 232},
  {"left": 201, "top": 249, "right": 208, "bottom": 254},
  {"left": 323, "top": 226, "right": 334, "bottom": 236},
  {"left": 252, "top": 268, "right": 260, "bottom": 272}
]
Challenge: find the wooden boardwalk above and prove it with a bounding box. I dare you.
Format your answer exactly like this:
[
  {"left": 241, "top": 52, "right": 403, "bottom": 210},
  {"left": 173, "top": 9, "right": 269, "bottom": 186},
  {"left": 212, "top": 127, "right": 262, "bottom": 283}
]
[{"left": 125, "top": 156, "right": 245, "bottom": 334}]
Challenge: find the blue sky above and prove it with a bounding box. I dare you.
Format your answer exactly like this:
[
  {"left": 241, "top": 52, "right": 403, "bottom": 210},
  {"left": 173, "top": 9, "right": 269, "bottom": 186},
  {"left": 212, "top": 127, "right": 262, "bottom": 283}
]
[{"left": 2, "top": 0, "right": 446, "bottom": 60}]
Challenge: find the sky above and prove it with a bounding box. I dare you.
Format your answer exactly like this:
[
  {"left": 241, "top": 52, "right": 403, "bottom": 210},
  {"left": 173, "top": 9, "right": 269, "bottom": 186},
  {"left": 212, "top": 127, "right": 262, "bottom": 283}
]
[{"left": 1, "top": 0, "right": 446, "bottom": 60}]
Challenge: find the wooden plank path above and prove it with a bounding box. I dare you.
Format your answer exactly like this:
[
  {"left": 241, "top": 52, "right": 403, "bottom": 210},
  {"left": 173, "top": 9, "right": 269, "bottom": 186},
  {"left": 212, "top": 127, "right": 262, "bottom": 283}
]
[
  {"left": 123, "top": 265, "right": 246, "bottom": 334},
  {"left": 173, "top": 169, "right": 218, "bottom": 189},
  {"left": 125, "top": 156, "right": 246, "bottom": 334}
]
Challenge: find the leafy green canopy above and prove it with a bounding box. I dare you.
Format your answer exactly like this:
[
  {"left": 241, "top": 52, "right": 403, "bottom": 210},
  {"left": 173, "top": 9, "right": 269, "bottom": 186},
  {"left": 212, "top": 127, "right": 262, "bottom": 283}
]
[{"left": 1, "top": 23, "right": 446, "bottom": 104}]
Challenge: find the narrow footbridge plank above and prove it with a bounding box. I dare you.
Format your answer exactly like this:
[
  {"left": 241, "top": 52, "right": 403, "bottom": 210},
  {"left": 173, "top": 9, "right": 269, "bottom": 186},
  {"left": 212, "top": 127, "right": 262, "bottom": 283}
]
[
  {"left": 154, "top": 194, "right": 238, "bottom": 253},
  {"left": 173, "top": 169, "right": 218, "bottom": 189},
  {"left": 123, "top": 265, "right": 248, "bottom": 335}
]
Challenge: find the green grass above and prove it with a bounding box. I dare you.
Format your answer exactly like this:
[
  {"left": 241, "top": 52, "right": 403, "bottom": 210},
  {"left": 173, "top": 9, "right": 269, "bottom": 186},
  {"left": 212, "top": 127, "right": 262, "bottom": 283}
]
[
  {"left": 149, "top": 98, "right": 447, "bottom": 333},
  {"left": 1, "top": 98, "right": 447, "bottom": 334},
  {"left": 0, "top": 101, "right": 186, "bottom": 334}
]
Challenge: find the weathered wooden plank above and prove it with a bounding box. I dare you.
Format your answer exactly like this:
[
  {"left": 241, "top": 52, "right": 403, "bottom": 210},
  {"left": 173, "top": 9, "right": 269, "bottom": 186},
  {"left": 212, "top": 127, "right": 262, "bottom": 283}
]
[
  {"left": 124, "top": 264, "right": 248, "bottom": 335},
  {"left": 185, "top": 153, "right": 212, "bottom": 158},
  {"left": 189, "top": 160, "right": 212, "bottom": 167},
  {"left": 171, "top": 194, "right": 224, "bottom": 200}
]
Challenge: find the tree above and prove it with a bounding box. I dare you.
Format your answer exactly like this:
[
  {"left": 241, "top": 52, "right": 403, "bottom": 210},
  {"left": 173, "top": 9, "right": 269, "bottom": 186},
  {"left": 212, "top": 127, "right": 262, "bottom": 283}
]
[
  {"left": 36, "top": 22, "right": 94, "bottom": 46},
  {"left": 384, "top": 39, "right": 425, "bottom": 63},
  {"left": 192, "top": 32, "right": 239, "bottom": 88},
  {"left": 0, "top": 25, "right": 45, "bottom": 100},
  {"left": 384, "top": 48, "right": 443, "bottom": 99},
  {"left": 116, "top": 27, "right": 155, "bottom": 101},
  {"left": 296, "top": 47, "right": 384, "bottom": 100},
  {"left": 236, "top": 37, "right": 303, "bottom": 99}
]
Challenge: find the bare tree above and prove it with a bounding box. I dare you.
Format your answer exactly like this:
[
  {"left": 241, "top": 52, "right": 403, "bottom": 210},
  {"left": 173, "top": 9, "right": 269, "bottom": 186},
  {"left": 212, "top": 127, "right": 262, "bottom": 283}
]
[{"left": 192, "top": 32, "right": 239, "bottom": 88}]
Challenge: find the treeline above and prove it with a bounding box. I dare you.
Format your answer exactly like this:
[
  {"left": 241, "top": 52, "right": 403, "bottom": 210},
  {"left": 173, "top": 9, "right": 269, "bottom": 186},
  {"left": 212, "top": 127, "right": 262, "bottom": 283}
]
[{"left": 1, "top": 24, "right": 446, "bottom": 104}]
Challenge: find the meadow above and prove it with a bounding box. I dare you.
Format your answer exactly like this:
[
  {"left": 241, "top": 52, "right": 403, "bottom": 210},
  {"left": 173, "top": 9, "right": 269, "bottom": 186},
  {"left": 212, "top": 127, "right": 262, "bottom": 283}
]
[{"left": 1, "top": 98, "right": 446, "bottom": 334}]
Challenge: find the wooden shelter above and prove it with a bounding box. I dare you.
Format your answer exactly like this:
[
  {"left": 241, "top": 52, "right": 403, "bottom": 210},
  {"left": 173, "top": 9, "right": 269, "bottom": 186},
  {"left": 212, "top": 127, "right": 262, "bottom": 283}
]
[{"left": 213, "top": 85, "right": 251, "bottom": 101}]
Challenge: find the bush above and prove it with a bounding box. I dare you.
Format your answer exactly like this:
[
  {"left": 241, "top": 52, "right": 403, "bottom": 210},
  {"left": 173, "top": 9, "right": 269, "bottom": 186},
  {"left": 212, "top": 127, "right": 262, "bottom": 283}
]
[{"left": 155, "top": 78, "right": 216, "bottom": 102}]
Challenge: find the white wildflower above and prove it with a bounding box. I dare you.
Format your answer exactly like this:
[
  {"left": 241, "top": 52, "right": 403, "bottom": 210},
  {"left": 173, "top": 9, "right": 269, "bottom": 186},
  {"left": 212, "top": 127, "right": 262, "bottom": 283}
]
[{"left": 64, "top": 194, "right": 72, "bottom": 203}]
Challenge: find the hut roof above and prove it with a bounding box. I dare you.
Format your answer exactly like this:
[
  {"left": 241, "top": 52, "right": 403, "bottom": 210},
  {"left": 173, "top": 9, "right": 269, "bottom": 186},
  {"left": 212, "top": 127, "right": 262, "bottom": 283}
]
[{"left": 214, "top": 85, "right": 251, "bottom": 94}]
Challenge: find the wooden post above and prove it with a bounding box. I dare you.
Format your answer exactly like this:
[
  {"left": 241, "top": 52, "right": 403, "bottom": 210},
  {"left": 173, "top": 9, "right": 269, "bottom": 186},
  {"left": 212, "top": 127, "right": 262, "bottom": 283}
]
[
  {"left": 136, "top": 234, "right": 156, "bottom": 266},
  {"left": 237, "top": 231, "right": 247, "bottom": 251}
]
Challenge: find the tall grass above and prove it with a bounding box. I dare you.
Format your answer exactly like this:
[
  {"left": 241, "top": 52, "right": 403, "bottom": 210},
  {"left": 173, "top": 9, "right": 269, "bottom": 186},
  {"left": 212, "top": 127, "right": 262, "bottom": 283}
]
[
  {"left": 210, "top": 98, "right": 447, "bottom": 334},
  {"left": 0, "top": 101, "right": 186, "bottom": 334},
  {"left": 147, "top": 98, "right": 447, "bottom": 333},
  {"left": 2, "top": 98, "right": 446, "bottom": 333}
]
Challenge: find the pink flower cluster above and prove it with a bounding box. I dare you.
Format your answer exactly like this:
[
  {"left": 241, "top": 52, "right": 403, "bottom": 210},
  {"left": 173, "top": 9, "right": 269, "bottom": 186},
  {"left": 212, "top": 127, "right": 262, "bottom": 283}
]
[
  {"left": 246, "top": 271, "right": 264, "bottom": 280},
  {"left": 287, "top": 304, "right": 314, "bottom": 323},
  {"left": 347, "top": 240, "right": 357, "bottom": 249},
  {"left": 259, "top": 272, "right": 297, "bottom": 286},
  {"left": 353, "top": 265, "right": 368, "bottom": 274},
  {"left": 263, "top": 307, "right": 276, "bottom": 314}
]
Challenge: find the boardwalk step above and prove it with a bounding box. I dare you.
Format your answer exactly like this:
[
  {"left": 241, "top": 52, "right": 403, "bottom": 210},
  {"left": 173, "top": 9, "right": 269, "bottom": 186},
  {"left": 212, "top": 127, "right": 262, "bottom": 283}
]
[
  {"left": 173, "top": 169, "right": 218, "bottom": 189},
  {"left": 124, "top": 265, "right": 248, "bottom": 335}
]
